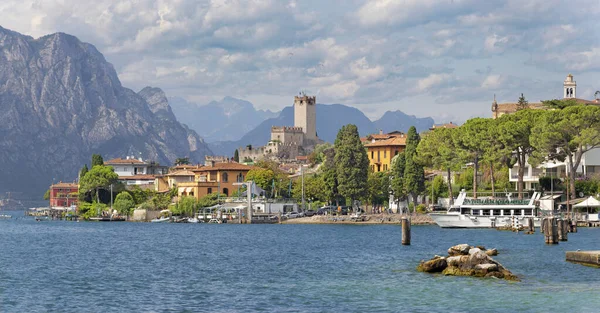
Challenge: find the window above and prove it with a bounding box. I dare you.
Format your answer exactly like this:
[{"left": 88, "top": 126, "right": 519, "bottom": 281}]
[
  {"left": 503, "top": 209, "right": 511, "bottom": 216},
  {"left": 237, "top": 173, "right": 244, "bottom": 182},
  {"left": 384, "top": 150, "right": 387, "bottom": 158},
  {"left": 493, "top": 209, "right": 501, "bottom": 216},
  {"left": 207, "top": 188, "right": 212, "bottom": 194},
  {"left": 377, "top": 151, "right": 380, "bottom": 160},
  {"left": 472, "top": 209, "right": 480, "bottom": 215},
  {"left": 371, "top": 151, "right": 374, "bottom": 159},
  {"left": 395, "top": 150, "right": 399, "bottom": 156},
  {"left": 222, "top": 172, "right": 228, "bottom": 182},
  {"left": 482, "top": 210, "right": 490, "bottom": 216},
  {"left": 223, "top": 188, "right": 229, "bottom": 196}
]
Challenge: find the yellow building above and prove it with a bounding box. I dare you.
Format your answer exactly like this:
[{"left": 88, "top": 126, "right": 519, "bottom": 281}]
[
  {"left": 174, "top": 162, "right": 254, "bottom": 200},
  {"left": 363, "top": 134, "right": 406, "bottom": 172}
]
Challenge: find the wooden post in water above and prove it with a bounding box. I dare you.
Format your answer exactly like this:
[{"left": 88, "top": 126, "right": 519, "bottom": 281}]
[
  {"left": 278, "top": 212, "right": 282, "bottom": 224},
  {"left": 557, "top": 219, "right": 568, "bottom": 241},
  {"left": 401, "top": 217, "right": 411, "bottom": 245},
  {"left": 527, "top": 217, "right": 535, "bottom": 233},
  {"left": 543, "top": 217, "right": 559, "bottom": 244},
  {"left": 571, "top": 219, "right": 578, "bottom": 233}
]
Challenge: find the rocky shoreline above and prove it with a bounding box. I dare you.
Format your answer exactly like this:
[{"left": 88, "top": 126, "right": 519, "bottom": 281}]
[
  {"left": 417, "top": 244, "right": 520, "bottom": 281},
  {"left": 282, "top": 213, "right": 435, "bottom": 225}
]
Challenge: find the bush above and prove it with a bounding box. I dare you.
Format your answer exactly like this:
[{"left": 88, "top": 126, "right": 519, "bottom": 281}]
[
  {"left": 416, "top": 204, "right": 427, "bottom": 214},
  {"left": 78, "top": 202, "right": 107, "bottom": 220}
]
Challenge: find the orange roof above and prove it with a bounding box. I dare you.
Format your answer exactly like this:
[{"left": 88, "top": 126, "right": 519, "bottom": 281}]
[
  {"left": 431, "top": 122, "right": 458, "bottom": 129},
  {"left": 105, "top": 158, "right": 146, "bottom": 165},
  {"left": 364, "top": 136, "right": 406, "bottom": 147},
  {"left": 494, "top": 98, "right": 600, "bottom": 115},
  {"left": 296, "top": 156, "right": 308, "bottom": 160},
  {"left": 172, "top": 164, "right": 202, "bottom": 170},
  {"left": 192, "top": 162, "right": 254, "bottom": 172},
  {"left": 51, "top": 182, "right": 78, "bottom": 188},
  {"left": 118, "top": 175, "right": 156, "bottom": 180},
  {"left": 167, "top": 169, "right": 195, "bottom": 177}
]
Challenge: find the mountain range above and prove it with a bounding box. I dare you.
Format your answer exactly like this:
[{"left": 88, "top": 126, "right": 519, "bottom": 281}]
[
  {"left": 0, "top": 26, "right": 211, "bottom": 197},
  {"left": 201, "top": 102, "right": 435, "bottom": 157},
  {"left": 169, "top": 96, "right": 276, "bottom": 143}
]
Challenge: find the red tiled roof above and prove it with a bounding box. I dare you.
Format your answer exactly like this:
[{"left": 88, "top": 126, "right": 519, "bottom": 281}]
[
  {"left": 118, "top": 174, "right": 156, "bottom": 180},
  {"left": 192, "top": 162, "right": 254, "bottom": 172},
  {"left": 105, "top": 158, "right": 146, "bottom": 165},
  {"left": 296, "top": 156, "right": 308, "bottom": 160},
  {"left": 364, "top": 136, "right": 407, "bottom": 147},
  {"left": 431, "top": 122, "right": 458, "bottom": 129},
  {"left": 167, "top": 170, "right": 195, "bottom": 177},
  {"left": 51, "top": 182, "right": 78, "bottom": 188}
]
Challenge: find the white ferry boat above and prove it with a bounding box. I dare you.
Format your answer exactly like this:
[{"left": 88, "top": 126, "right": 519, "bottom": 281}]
[{"left": 429, "top": 190, "right": 542, "bottom": 228}]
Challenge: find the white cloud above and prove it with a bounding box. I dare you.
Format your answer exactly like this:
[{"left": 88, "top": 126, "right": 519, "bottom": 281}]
[{"left": 416, "top": 74, "right": 452, "bottom": 92}]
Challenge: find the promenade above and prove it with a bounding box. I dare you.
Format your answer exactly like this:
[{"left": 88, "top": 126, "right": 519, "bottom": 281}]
[{"left": 282, "top": 213, "right": 435, "bottom": 225}]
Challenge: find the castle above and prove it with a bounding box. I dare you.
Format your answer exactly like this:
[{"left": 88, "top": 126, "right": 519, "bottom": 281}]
[{"left": 239, "top": 94, "right": 320, "bottom": 162}]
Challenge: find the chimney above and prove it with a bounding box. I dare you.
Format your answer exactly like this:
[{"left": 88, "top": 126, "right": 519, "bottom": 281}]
[
  {"left": 379, "top": 129, "right": 383, "bottom": 135},
  {"left": 126, "top": 156, "right": 130, "bottom": 160}
]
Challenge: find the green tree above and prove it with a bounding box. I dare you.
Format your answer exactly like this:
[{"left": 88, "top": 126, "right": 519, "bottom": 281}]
[
  {"left": 320, "top": 147, "right": 339, "bottom": 204},
  {"left": 453, "top": 118, "right": 492, "bottom": 198},
  {"left": 79, "top": 164, "right": 89, "bottom": 181},
  {"left": 78, "top": 165, "right": 119, "bottom": 203},
  {"left": 541, "top": 98, "right": 579, "bottom": 109},
  {"left": 174, "top": 157, "right": 190, "bottom": 166},
  {"left": 43, "top": 189, "right": 50, "bottom": 200},
  {"left": 308, "top": 143, "right": 333, "bottom": 165},
  {"left": 516, "top": 93, "right": 528, "bottom": 111},
  {"left": 173, "top": 196, "right": 197, "bottom": 216},
  {"left": 246, "top": 167, "right": 275, "bottom": 193},
  {"left": 404, "top": 126, "right": 425, "bottom": 209},
  {"left": 91, "top": 154, "right": 104, "bottom": 167},
  {"left": 390, "top": 152, "right": 406, "bottom": 209},
  {"left": 497, "top": 109, "right": 542, "bottom": 198},
  {"left": 233, "top": 149, "right": 240, "bottom": 162},
  {"left": 113, "top": 192, "right": 136, "bottom": 216},
  {"left": 417, "top": 127, "right": 460, "bottom": 204},
  {"left": 197, "top": 193, "right": 226, "bottom": 208},
  {"left": 531, "top": 106, "right": 600, "bottom": 211},
  {"left": 292, "top": 174, "right": 327, "bottom": 203},
  {"left": 334, "top": 124, "right": 369, "bottom": 211},
  {"left": 365, "top": 171, "right": 390, "bottom": 212}
]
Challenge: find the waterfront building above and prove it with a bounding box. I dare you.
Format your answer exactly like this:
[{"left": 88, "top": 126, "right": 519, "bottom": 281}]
[
  {"left": 175, "top": 162, "right": 254, "bottom": 199},
  {"left": 49, "top": 182, "right": 78, "bottom": 208},
  {"left": 362, "top": 130, "right": 406, "bottom": 173},
  {"left": 105, "top": 156, "right": 169, "bottom": 188}
]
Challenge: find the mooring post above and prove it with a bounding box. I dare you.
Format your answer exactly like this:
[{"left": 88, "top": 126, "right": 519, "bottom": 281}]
[
  {"left": 557, "top": 219, "right": 568, "bottom": 241},
  {"left": 571, "top": 219, "right": 578, "bottom": 233},
  {"left": 544, "top": 217, "right": 559, "bottom": 244},
  {"left": 401, "top": 217, "right": 411, "bottom": 245},
  {"left": 528, "top": 217, "right": 535, "bottom": 233},
  {"left": 278, "top": 212, "right": 282, "bottom": 224}
]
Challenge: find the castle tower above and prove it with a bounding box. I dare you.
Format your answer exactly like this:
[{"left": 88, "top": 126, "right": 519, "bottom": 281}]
[
  {"left": 564, "top": 74, "right": 576, "bottom": 99},
  {"left": 294, "top": 94, "right": 317, "bottom": 141}
]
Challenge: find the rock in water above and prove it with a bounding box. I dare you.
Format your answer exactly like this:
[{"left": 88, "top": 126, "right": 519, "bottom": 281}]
[
  {"left": 419, "top": 244, "right": 519, "bottom": 281},
  {"left": 417, "top": 257, "right": 447, "bottom": 273}
]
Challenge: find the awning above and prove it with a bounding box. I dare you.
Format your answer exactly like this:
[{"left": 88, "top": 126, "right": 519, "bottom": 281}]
[
  {"left": 573, "top": 196, "right": 600, "bottom": 208},
  {"left": 540, "top": 194, "right": 562, "bottom": 200}
]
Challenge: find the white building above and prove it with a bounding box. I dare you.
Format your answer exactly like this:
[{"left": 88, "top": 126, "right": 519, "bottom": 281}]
[{"left": 105, "top": 156, "right": 169, "bottom": 187}]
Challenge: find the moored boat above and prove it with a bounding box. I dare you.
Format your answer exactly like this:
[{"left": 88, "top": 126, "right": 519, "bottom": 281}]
[{"left": 429, "top": 190, "right": 542, "bottom": 228}]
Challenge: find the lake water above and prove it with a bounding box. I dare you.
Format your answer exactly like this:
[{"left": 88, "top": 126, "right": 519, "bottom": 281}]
[{"left": 1, "top": 212, "right": 599, "bottom": 312}]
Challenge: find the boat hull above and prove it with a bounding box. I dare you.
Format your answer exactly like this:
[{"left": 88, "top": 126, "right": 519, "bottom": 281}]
[{"left": 429, "top": 213, "right": 541, "bottom": 228}]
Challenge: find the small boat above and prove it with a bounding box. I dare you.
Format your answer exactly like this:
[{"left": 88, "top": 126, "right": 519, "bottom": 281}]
[
  {"left": 429, "top": 190, "right": 542, "bottom": 228},
  {"left": 150, "top": 216, "right": 171, "bottom": 223},
  {"left": 35, "top": 216, "right": 49, "bottom": 221},
  {"left": 187, "top": 217, "right": 200, "bottom": 223},
  {"left": 0, "top": 214, "right": 12, "bottom": 219}
]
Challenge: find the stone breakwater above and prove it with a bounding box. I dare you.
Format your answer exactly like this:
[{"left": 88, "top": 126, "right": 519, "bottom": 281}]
[
  {"left": 282, "top": 214, "right": 435, "bottom": 225},
  {"left": 417, "top": 244, "right": 520, "bottom": 281}
]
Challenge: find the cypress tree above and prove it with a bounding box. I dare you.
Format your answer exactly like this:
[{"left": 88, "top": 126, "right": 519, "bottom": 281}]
[
  {"left": 404, "top": 126, "right": 425, "bottom": 211},
  {"left": 79, "top": 164, "right": 89, "bottom": 181},
  {"left": 91, "top": 154, "right": 104, "bottom": 167},
  {"left": 234, "top": 149, "right": 240, "bottom": 162},
  {"left": 334, "top": 124, "right": 369, "bottom": 210}
]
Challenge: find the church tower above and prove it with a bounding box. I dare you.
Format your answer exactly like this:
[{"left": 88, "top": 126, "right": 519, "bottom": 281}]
[
  {"left": 294, "top": 93, "right": 317, "bottom": 141},
  {"left": 564, "top": 74, "right": 576, "bottom": 99}
]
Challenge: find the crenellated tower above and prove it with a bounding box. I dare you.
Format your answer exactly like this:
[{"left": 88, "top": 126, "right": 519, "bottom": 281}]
[{"left": 294, "top": 94, "right": 317, "bottom": 141}]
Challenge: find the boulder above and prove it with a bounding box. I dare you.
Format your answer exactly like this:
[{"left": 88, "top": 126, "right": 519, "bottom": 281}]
[
  {"left": 417, "top": 257, "right": 447, "bottom": 273},
  {"left": 485, "top": 248, "right": 498, "bottom": 256},
  {"left": 419, "top": 244, "right": 520, "bottom": 281},
  {"left": 448, "top": 244, "right": 471, "bottom": 256}
]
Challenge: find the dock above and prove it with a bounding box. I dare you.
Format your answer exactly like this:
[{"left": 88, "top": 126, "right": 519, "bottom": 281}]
[{"left": 566, "top": 251, "right": 600, "bottom": 267}]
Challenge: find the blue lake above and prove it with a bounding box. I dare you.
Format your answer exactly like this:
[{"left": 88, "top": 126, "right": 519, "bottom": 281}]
[{"left": 0, "top": 213, "right": 599, "bottom": 312}]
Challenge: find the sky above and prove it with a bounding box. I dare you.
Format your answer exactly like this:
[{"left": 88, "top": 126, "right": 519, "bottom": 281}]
[{"left": 1, "top": 0, "right": 600, "bottom": 123}]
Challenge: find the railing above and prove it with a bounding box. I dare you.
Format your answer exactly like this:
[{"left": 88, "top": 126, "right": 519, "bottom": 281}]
[{"left": 462, "top": 199, "right": 531, "bottom": 205}]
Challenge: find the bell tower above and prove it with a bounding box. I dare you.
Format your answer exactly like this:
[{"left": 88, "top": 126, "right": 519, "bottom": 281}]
[
  {"left": 294, "top": 93, "right": 317, "bottom": 141},
  {"left": 564, "top": 74, "right": 576, "bottom": 99}
]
